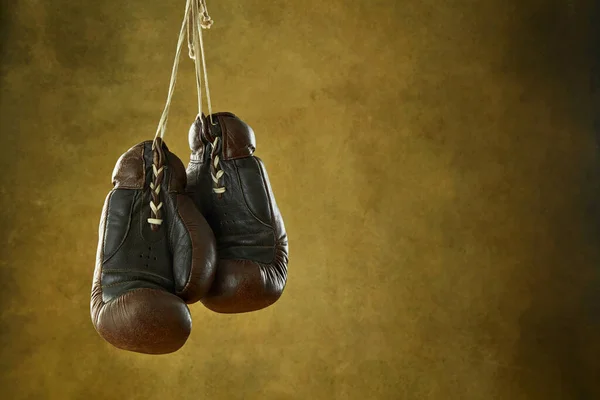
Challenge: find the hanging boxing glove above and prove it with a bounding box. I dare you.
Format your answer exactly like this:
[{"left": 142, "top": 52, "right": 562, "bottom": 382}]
[
  {"left": 186, "top": 113, "right": 289, "bottom": 314},
  {"left": 91, "top": 138, "right": 217, "bottom": 354}
]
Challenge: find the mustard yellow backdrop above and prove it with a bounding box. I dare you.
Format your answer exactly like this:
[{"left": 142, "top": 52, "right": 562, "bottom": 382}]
[{"left": 1, "top": 0, "right": 600, "bottom": 399}]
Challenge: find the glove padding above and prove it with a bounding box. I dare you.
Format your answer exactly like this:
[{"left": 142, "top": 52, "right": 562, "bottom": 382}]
[
  {"left": 91, "top": 139, "right": 217, "bottom": 354},
  {"left": 186, "top": 113, "right": 288, "bottom": 314}
]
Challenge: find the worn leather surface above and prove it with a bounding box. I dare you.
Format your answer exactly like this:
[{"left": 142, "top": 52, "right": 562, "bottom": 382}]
[
  {"left": 1, "top": 0, "right": 600, "bottom": 398},
  {"left": 90, "top": 140, "right": 217, "bottom": 354},
  {"left": 188, "top": 113, "right": 288, "bottom": 313}
]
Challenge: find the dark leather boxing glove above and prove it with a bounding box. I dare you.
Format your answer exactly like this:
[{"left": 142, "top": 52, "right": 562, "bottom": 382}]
[
  {"left": 91, "top": 138, "right": 217, "bottom": 354},
  {"left": 186, "top": 113, "right": 289, "bottom": 314}
]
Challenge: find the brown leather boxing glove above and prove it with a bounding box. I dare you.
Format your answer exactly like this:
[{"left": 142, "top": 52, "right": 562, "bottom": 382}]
[
  {"left": 186, "top": 113, "right": 289, "bottom": 314},
  {"left": 91, "top": 139, "right": 217, "bottom": 354}
]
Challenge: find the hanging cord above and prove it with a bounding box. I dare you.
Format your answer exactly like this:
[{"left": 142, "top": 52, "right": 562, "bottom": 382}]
[
  {"left": 188, "top": 0, "right": 204, "bottom": 120},
  {"left": 187, "top": 0, "right": 215, "bottom": 123},
  {"left": 197, "top": 0, "right": 215, "bottom": 125},
  {"left": 153, "top": 0, "right": 192, "bottom": 143},
  {"left": 187, "top": 0, "right": 225, "bottom": 195},
  {"left": 148, "top": 0, "right": 192, "bottom": 230}
]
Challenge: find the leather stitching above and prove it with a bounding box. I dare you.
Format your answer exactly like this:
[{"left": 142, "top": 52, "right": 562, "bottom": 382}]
[
  {"left": 102, "top": 269, "right": 174, "bottom": 284},
  {"left": 167, "top": 194, "right": 177, "bottom": 256},
  {"left": 255, "top": 157, "right": 278, "bottom": 264},
  {"left": 219, "top": 245, "right": 276, "bottom": 250},
  {"left": 175, "top": 196, "right": 195, "bottom": 297},
  {"left": 102, "top": 280, "right": 166, "bottom": 289},
  {"left": 103, "top": 189, "right": 137, "bottom": 263},
  {"left": 233, "top": 160, "right": 272, "bottom": 228},
  {"left": 95, "top": 190, "right": 114, "bottom": 316}
]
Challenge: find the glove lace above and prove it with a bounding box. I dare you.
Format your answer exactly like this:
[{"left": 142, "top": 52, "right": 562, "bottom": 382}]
[
  {"left": 210, "top": 136, "right": 226, "bottom": 195},
  {"left": 148, "top": 138, "right": 166, "bottom": 231}
]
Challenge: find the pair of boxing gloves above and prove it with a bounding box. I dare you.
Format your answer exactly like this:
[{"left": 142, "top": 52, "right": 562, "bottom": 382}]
[{"left": 90, "top": 113, "right": 288, "bottom": 354}]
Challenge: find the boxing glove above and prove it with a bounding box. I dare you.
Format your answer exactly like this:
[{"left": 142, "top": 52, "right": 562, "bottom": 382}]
[
  {"left": 186, "top": 113, "right": 289, "bottom": 314},
  {"left": 91, "top": 138, "right": 217, "bottom": 354}
]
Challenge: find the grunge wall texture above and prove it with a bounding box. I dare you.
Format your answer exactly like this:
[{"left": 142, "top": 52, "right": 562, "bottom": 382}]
[{"left": 1, "top": 0, "right": 600, "bottom": 399}]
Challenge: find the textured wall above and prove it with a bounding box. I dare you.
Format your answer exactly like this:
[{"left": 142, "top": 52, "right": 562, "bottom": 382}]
[{"left": 1, "top": 0, "right": 600, "bottom": 399}]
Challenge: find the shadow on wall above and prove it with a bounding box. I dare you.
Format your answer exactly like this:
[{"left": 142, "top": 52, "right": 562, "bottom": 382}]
[
  {"left": 0, "top": 0, "right": 17, "bottom": 316},
  {"left": 510, "top": 1, "right": 600, "bottom": 399},
  {"left": 0, "top": 0, "right": 169, "bottom": 397},
  {"left": 0, "top": 0, "right": 20, "bottom": 136},
  {"left": 593, "top": 1, "right": 600, "bottom": 149},
  {"left": 0, "top": 1, "right": 15, "bottom": 69}
]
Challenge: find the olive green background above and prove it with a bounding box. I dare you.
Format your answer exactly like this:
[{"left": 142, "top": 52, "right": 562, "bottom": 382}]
[{"left": 1, "top": 0, "right": 600, "bottom": 399}]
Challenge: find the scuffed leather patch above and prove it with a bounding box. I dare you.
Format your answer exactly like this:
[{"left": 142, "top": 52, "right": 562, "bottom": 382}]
[
  {"left": 217, "top": 113, "right": 257, "bottom": 161},
  {"left": 112, "top": 143, "right": 145, "bottom": 189}
]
